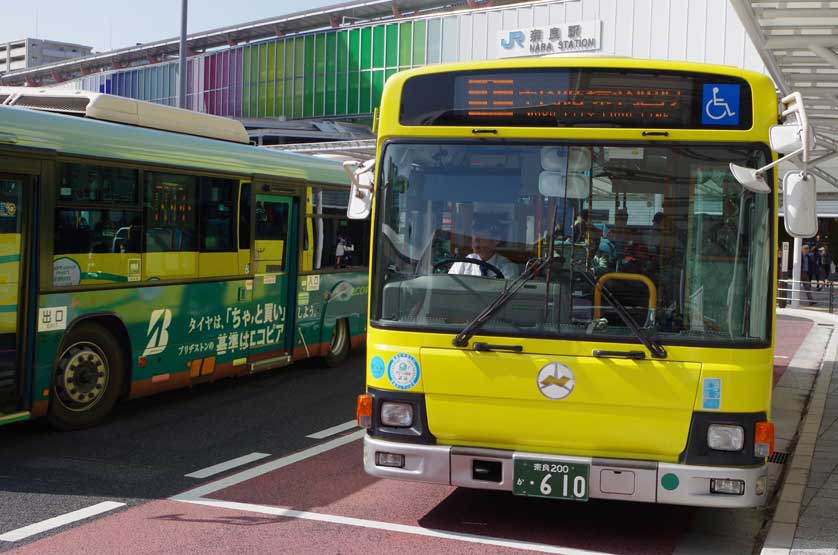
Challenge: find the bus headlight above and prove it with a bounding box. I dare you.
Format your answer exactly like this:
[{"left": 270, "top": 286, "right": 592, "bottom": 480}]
[
  {"left": 380, "top": 402, "right": 414, "bottom": 427},
  {"left": 707, "top": 424, "right": 745, "bottom": 451}
]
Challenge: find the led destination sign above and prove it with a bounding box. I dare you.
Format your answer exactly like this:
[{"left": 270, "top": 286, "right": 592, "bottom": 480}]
[{"left": 399, "top": 69, "right": 752, "bottom": 129}]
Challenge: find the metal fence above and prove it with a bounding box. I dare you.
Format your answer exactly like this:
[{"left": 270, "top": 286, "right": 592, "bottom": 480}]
[{"left": 777, "top": 279, "right": 834, "bottom": 312}]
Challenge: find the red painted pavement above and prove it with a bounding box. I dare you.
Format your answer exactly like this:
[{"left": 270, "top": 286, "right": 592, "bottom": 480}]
[
  {"left": 6, "top": 315, "right": 817, "bottom": 555},
  {"left": 210, "top": 440, "right": 689, "bottom": 555},
  {"left": 5, "top": 499, "right": 532, "bottom": 555},
  {"left": 774, "top": 315, "right": 814, "bottom": 384}
]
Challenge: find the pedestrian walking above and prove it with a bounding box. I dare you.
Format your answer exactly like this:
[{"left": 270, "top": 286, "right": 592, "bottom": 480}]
[{"left": 801, "top": 244, "right": 815, "bottom": 305}]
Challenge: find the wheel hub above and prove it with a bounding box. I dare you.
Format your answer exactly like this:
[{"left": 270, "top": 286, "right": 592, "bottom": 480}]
[{"left": 59, "top": 347, "right": 108, "bottom": 407}]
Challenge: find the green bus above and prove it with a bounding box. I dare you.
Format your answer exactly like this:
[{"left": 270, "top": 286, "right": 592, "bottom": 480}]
[{"left": 0, "top": 91, "right": 369, "bottom": 429}]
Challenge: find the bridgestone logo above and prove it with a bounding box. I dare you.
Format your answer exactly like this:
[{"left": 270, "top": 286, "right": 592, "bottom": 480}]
[{"left": 142, "top": 309, "right": 172, "bottom": 357}]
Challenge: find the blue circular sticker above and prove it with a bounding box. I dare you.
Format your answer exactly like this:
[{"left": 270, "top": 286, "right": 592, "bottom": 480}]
[
  {"left": 387, "top": 353, "right": 420, "bottom": 390},
  {"left": 370, "top": 356, "right": 385, "bottom": 380}
]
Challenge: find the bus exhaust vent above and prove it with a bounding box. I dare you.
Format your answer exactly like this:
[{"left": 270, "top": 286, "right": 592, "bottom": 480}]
[
  {"left": 768, "top": 451, "right": 788, "bottom": 464},
  {"left": 11, "top": 95, "right": 90, "bottom": 115}
]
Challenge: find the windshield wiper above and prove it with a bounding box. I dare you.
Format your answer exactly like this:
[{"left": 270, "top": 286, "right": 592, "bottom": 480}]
[
  {"left": 451, "top": 257, "right": 552, "bottom": 348},
  {"left": 576, "top": 270, "right": 667, "bottom": 359}
]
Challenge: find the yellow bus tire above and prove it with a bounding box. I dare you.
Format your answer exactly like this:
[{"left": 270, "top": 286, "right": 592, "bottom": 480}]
[
  {"left": 324, "top": 319, "right": 350, "bottom": 367},
  {"left": 48, "top": 323, "right": 125, "bottom": 431}
]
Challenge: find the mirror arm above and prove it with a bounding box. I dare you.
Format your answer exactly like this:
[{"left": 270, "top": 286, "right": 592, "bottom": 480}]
[{"left": 759, "top": 146, "right": 805, "bottom": 176}]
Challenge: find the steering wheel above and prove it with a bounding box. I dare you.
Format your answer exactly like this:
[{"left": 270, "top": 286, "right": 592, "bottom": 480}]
[{"left": 433, "top": 258, "right": 505, "bottom": 279}]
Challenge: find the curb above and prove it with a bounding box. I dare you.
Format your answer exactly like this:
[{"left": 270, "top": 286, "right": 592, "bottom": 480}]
[{"left": 760, "top": 310, "right": 838, "bottom": 555}]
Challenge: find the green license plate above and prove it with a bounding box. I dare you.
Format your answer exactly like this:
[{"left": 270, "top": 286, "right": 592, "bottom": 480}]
[{"left": 512, "top": 458, "right": 590, "bottom": 501}]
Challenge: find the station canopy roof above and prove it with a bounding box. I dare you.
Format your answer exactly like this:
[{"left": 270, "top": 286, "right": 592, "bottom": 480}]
[
  {"left": 732, "top": 0, "right": 838, "bottom": 192},
  {"left": 0, "top": 0, "right": 495, "bottom": 87}
]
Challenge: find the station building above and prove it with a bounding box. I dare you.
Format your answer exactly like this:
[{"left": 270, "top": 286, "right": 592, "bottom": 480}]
[
  {"left": 3, "top": 0, "right": 770, "bottom": 126},
  {"left": 2, "top": 0, "right": 838, "bottom": 252}
]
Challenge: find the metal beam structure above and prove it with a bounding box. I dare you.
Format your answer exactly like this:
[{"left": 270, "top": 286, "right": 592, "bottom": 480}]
[
  {"left": 0, "top": 0, "right": 527, "bottom": 87},
  {"left": 730, "top": 0, "right": 838, "bottom": 191}
]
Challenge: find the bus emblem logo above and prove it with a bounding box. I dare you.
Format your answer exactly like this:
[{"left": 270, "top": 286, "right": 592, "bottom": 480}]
[
  {"left": 537, "top": 362, "right": 575, "bottom": 400},
  {"left": 142, "top": 309, "right": 173, "bottom": 357}
]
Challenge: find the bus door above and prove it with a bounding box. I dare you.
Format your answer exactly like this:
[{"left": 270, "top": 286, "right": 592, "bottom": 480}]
[
  {"left": 0, "top": 174, "right": 31, "bottom": 418},
  {"left": 247, "top": 190, "right": 297, "bottom": 371}
]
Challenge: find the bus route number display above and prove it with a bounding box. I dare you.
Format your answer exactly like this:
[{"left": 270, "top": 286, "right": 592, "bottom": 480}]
[{"left": 399, "top": 68, "right": 751, "bottom": 129}]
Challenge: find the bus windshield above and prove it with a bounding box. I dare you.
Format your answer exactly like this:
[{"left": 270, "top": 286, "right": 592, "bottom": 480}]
[{"left": 371, "top": 142, "right": 772, "bottom": 345}]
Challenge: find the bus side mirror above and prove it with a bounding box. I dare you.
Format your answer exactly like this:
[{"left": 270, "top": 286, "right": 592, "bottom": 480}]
[
  {"left": 730, "top": 91, "right": 814, "bottom": 194},
  {"left": 343, "top": 159, "right": 375, "bottom": 220},
  {"left": 770, "top": 123, "right": 814, "bottom": 155},
  {"left": 783, "top": 171, "right": 817, "bottom": 238}
]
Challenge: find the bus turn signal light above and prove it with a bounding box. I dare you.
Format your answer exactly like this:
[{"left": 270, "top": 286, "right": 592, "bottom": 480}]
[
  {"left": 357, "top": 394, "right": 373, "bottom": 428},
  {"left": 755, "top": 422, "right": 775, "bottom": 458}
]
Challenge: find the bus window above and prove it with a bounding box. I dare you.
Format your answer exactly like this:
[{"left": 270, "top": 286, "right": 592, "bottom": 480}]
[
  {"left": 198, "top": 177, "right": 238, "bottom": 278},
  {"left": 144, "top": 172, "right": 198, "bottom": 280},
  {"left": 304, "top": 187, "right": 369, "bottom": 272},
  {"left": 238, "top": 182, "right": 251, "bottom": 274},
  {"left": 59, "top": 164, "right": 138, "bottom": 204},
  {"left": 254, "top": 196, "right": 289, "bottom": 273},
  {"left": 53, "top": 163, "right": 142, "bottom": 287}
]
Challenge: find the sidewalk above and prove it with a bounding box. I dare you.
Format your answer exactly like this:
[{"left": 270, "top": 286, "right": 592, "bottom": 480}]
[{"left": 761, "top": 309, "right": 838, "bottom": 555}]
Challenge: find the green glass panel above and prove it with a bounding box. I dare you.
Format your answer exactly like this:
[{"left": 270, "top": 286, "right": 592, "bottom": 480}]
[
  {"left": 304, "top": 35, "right": 315, "bottom": 117},
  {"left": 325, "top": 32, "right": 337, "bottom": 116},
  {"left": 361, "top": 27, "right": 372, "bottom": 70},
  {"left": 294, "top": 37, "right": 305, "bottom": 78},
  {"left": 336, "top": 31, "right": 349, "bottom": 116},
  {"left": 294, "top": 77, "right": 304, "bottom": 118},
  {"left": 348, "top": 29, "right": 360, "bottom": 71},
  {"left": 267, "top": 43, "right": 276, "bottom": 117},
  {"left": 372, "top": 70, "right": 384, "bottom": 110},
  {"left": 412, "top": 20, "right": 426, "bottom": 66},
  {"left": 337, "top": 31, "right": 349, "bottom": 71},
  {"left": 385, "top": 68, "right": 397, "bottom": 82},
  {"left": 250, "top": 46, "right": 259, "bottom": 118},
  {"left": 372, "top": 26, "right": 385, "bottom": 69},
  {"left": 315, "top": 33, "right": 326, "bottom": 117},
  {"left": 284, "top": 79, "right": 293, "bottom": 119},
  {"left": 336, "top": 71, "right": 347, "bottom": 115},
  {"left": 242, "top": 46, "right": 251, "bottom": 118},
  {"left": 398, "top": 23, "right": 412, "bottom": 67},
  {"left": 360, "top": 70, "right": 372, "bottom": 113},
  {"left": 385, "top": 24, "right": 398, "bottom": 68},
  {"left": 348, "top": 71, "right": 359, "bottom": 114},
  {"left": 276, "top": 41, "right": 286, "bottom": 116},
  {"left": 305, "top": 35, "right": 315, "bottom": 74},
  {"left": 276, "top": 40, "right": 285, "bottom": 81},
  {"left": 274, "top": 79, "right": 285, "bottom": 117}
]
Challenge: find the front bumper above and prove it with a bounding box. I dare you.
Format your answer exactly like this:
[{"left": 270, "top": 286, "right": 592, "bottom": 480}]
[{"left": 363, "top": 434, "right": 768, "bottom": 508}]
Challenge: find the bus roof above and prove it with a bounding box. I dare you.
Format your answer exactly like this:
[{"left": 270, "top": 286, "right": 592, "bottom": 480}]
[
  {"left": 385, "top": 56, "right": 772, "bottom": 83},
  {"left": 0, "top": 87, "right": 250, "bottom": 144},
  {"left": 0, "top": 104, "right": 348, "bottom": 186}
]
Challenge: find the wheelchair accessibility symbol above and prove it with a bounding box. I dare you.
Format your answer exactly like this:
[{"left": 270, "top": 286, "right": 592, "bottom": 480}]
[{"left": 702, "top": 84, "right": 740, "bottom": 125}]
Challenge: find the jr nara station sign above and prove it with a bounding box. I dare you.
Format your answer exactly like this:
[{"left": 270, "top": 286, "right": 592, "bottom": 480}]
[{"left": 497, "top": 20, "right": 602, "bottom": 58}]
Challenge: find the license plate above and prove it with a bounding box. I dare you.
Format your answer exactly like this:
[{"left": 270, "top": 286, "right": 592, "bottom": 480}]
[{"left": 512, "top": 458, "right": 590, "bottom": 501}]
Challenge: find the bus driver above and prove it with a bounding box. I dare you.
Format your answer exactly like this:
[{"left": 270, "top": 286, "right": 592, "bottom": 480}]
[{"left": 448, "top": 219, "right": 519, "bottom": 279}]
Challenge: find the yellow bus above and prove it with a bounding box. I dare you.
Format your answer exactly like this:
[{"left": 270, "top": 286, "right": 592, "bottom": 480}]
[{"left": 352, "top": 58, "right": 816, "bottom": 508}]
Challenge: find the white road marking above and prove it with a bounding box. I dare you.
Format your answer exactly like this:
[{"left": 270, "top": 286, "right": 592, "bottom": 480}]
[
  {"left": 172, "top": 430, "right": 365, "bottom": 500},
  {"left": 0, "top": 501, "right": 126, "bottom": 542},
  {"left": 185, "top": 452, "right": 271, "bottom": 479},
  {"left": 171, "top": 430, "right": 619, "bottom": 555},
  {"left": 306, "top": 419, "right": 358, "bottom": 439},
  {"left": 178, "top": 497, "right": 619, "bottom": 555}
]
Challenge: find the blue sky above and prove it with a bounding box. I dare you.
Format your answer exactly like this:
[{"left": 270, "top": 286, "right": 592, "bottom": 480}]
[{"left": 1, "top": 0, "right": 338, "bottom": 52}]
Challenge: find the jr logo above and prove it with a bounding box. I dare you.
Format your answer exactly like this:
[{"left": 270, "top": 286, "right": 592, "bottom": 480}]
[
  {"left": 142, "top": 309, "right": 172, "bottom": 357},
  {"left": 501, "top": 31, "right": 525, "bottom": 50}
]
